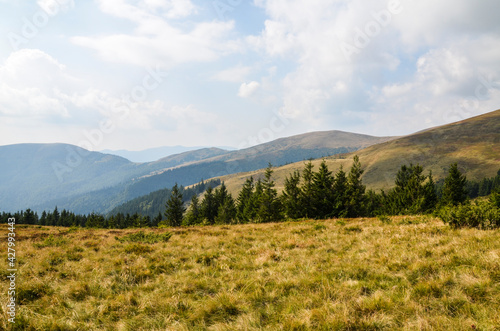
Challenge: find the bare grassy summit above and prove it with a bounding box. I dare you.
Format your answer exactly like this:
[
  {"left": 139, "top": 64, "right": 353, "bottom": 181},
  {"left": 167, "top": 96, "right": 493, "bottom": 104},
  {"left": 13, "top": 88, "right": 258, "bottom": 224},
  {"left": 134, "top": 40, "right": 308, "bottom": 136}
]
[{"left": 2, "top": 219, "right": 499, "bottom": 330}]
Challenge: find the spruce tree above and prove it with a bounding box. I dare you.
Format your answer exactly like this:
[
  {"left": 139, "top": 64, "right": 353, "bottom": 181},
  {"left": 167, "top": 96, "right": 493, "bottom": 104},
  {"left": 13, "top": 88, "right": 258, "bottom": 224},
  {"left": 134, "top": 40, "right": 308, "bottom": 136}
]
[
  {"left": 299, "top": 161, "right": 315, "bottom": 219},
  {"left": 442, "top": 163, "right": 468, "bottom": 206},
  {"left": 184, "top": 194, "right": 203, "bottom": 226},
  {"left": 333, "top": 165, "right": 349, "bottom": 217},
  {"left": 23, "top": 209, "right": 36, "bottom": 225},
  {"left": 236, "top": 177, "right": 254, "bottom": 223},
  {"left": 422, "top": 171, "right": 438, "bottom": 213},
  {"left": 388, "top": 164, "right": 426, "bottom": 214},
  {"left": 152, "top": 212, "right": 163, "bottom": 227},
  {"left": 40, "top": 211, "right": 47, "bottom": 226},
  {"left": 214, "top": 182, "right": 230, "bottom": 209},
  {"left": 164, "top": 184, "right": 186, "bottom": 227},
  {"left": 257, "top": 164, "right": 283, "bottom": 223},
  {"left": 346, "top": 156, "right": 366, "bottom": 217},
  {"left": 311, "top": 160, "right": 334, "bottom": 219},
  {"left": 246, "top": 179, "right": 263, "bottom": 221},
  {"left": 282, "top": 170, "right": 303, "bottom": 219},
  {"left": 216, "top": 195, "right": 237, "bottom": 224},
  {"left": 201, "top": 186, "right": 217, "bottom": 224}
]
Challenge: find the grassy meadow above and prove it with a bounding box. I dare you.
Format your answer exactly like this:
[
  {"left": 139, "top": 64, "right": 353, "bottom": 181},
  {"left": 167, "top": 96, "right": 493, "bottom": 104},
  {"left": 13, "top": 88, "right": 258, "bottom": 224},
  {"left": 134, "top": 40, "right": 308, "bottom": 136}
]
[{"left": 1, "top": 217, "right": 500, "bottom": 330}]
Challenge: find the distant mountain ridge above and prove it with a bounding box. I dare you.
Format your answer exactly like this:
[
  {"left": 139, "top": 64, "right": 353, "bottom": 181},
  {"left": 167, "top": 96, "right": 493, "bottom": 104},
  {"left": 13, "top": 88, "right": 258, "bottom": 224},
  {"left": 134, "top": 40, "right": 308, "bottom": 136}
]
[
  {"left": 0, "top": 130, "right": 392, "bottom": 213},
  {"left": 101, "top": 145, "right": 235, "bottom": 163}
]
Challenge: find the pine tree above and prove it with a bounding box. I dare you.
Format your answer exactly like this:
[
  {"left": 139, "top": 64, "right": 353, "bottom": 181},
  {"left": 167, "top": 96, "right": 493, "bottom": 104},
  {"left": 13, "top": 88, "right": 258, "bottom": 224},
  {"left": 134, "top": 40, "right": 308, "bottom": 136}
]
[
  {"left": 236, "top": 177, "right": 255, "bottom": 223},
  {"left": 282, "top": 170, "right": 303, "bottom": 219},
  {"left": 246, "top": 179, "right": 263, "bottom": 221},
  {"left": 216, "top": 195, "right": 237, "bottom": 224},
  {"left": 164, "top": 184, "right": 186, "bottom": 227},
  {"left": 86, "top": 212, "right": 104, "bottom": 228},
  {"left": 40, "top": 211, "right": 47, "bottom": 226},
  {"left": 346, "top": 156, "right": 366, "bottom": 217},
  {"left": 311, "top": 160, "right": 334, "bottom": 219},
  {"left": 184, "top": 194, "right": 203, "bottom": 225},
  {"left": 387, "top": 164, "right": 427, "bottom": 214},
  {"left": 257, "top": 164, "right": 283, "bottom": 223},
  {"left": 214, "top": 182, "right": 230, "bottom": 211},
  {"left": 23, "top": 209, "right": 36, "bottom": 225},
  {"left": 333, "top": 165, "right": 349, "bottom": 217},
  {"left": 152, "top": 212, "right": 163, "bottom": 227},
  {"left": 299, "top": 161, "right": 315, "bottom": 219},
  {"left": 442, "top": 163, "right": 468, "bottom": 206},
  {"left": 422, "top": 171, "right": 438, "bottom": 212},
  {"left": 53, "top": 207, "right": 60, "bottom": 226},
  {"left": 201, "top": 186, "right": 217, "bottom": 224}
]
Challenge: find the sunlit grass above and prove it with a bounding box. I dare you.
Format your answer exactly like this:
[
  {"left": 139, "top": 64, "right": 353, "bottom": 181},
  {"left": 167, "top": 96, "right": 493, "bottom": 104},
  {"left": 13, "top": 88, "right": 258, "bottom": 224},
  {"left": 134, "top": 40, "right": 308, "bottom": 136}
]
[{"left": 1, "top": 217, "right": 499, "bottom": 330}]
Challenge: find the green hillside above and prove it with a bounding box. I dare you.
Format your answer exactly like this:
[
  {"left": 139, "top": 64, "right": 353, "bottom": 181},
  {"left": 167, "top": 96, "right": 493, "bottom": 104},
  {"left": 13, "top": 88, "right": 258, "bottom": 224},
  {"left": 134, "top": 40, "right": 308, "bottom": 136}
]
[{"left": 217, "top": 109, "right": 500, "bottom": 196}]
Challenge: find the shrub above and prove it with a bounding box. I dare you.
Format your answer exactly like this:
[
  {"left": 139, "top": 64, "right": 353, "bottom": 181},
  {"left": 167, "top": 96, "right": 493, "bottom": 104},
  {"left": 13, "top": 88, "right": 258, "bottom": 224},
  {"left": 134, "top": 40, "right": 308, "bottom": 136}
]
[
  {"left": 115, "top": 231, "right": 172, "bottom": 244},
  {"left": 33, "top": 235, "right": 68, "bottom": 248},
  {"left": 439, "top": 201, "right": 500, "bottom": 229}
]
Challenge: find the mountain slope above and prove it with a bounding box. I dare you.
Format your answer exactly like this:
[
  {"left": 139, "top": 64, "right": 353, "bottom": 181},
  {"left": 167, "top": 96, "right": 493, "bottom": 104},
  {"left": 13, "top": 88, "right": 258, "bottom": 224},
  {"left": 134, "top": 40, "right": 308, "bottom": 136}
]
[
  {"left": 2, "top": 130, "right": 391, "bottom": 213},
  {"left": 101, "top": 145, "right": 233, "bottom": 162},
  {"left": 217, "top": 109, "right": 500, "bottom": 196},
  {"left": 0, "top": 145, "right": 230, "bottom": 212}
]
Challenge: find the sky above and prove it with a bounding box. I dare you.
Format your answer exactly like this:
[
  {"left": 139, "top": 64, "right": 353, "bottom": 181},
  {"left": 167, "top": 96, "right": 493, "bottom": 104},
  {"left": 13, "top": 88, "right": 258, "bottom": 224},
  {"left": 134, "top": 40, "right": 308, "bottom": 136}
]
[{"left": 0, "top": 0, "right": 499, "bottom": 151}]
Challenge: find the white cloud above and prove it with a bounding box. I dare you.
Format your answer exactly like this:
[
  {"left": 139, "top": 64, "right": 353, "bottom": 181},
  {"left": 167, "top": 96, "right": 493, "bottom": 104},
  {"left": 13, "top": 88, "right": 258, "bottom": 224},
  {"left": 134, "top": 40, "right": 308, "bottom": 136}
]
[
  {"left": 72, "top": 0, "right": 241, "bottom": 69},
  {"left": 249, "top": 0, "right": 500, "bottom": 134},
  {"left": 212, "top": 66, "right": 252, "bottom": 83},
  {"left": 37, "top": 0, "right": 74, "bottom": 15},
  {"left": 0, "top": 48, "right": 228, "bottom": 149},
  {"left": 238, "top": 81, "right": 260, "bottom": 98}
]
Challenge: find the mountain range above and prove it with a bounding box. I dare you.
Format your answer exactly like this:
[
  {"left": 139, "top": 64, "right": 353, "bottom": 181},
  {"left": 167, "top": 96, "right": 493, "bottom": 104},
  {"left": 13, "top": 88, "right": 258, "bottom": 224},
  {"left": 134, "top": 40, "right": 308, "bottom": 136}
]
[
  {"left": 100, "top": 145, "right": 236, "bottom": 163},
  {"left": 217, "top": 109, "right": 500, "bottom": 196},
  {"left": 2, "top": 109, "right": 498, "bottom": 215},
  {"left": 0, "top": 130, "right": 392, "bottom": 213}
]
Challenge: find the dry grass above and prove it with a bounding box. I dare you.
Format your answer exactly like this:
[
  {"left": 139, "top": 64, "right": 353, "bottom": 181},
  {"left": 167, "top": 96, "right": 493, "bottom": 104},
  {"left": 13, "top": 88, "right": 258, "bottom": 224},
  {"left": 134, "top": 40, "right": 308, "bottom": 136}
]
[{"left": 1, "top": 218, "right": 500, "bottom": 330}]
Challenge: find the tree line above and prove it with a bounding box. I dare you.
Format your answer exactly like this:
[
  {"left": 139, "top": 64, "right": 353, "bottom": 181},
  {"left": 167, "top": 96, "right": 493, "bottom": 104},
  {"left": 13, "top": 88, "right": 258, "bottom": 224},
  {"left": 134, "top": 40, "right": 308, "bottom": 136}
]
[
  {"left": 2, "top": 157, "right": 499, "bottom": 228},
  {"left": 163, "top": 157, "right": 500, "bottom": 227}
]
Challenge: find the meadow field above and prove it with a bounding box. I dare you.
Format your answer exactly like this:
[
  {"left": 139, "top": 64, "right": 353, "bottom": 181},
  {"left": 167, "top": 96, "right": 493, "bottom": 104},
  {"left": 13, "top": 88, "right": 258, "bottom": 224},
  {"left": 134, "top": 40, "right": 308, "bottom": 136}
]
[{"left": 1, "top": 217, "right": 499, "bottom": 330}]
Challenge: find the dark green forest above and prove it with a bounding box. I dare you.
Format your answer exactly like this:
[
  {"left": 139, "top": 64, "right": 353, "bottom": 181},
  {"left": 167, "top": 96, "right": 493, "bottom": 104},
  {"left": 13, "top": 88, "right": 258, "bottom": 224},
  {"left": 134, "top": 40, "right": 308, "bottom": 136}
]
[{"left": 2, "top": 157, "right": 500, "bottom": 229}]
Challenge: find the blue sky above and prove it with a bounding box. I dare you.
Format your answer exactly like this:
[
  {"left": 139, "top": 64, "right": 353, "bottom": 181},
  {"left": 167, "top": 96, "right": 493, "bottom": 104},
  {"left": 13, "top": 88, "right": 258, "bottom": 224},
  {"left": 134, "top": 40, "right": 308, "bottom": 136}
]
[{"left": 0, "top": 0, "right": 499, "bottom": 151}]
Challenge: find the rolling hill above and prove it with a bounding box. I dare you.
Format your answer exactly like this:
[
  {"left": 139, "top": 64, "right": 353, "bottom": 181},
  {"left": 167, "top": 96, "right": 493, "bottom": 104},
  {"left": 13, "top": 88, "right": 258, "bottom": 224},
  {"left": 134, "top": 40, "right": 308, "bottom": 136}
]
[
  {"left": 216, "top": 109, "right": 500, "bottom": 196},
  {"left": 1, "top": 131, "right": 391, "bottom": 213},
  {"left": 0, "top": 145, "right": 229, "bottom": 212}
]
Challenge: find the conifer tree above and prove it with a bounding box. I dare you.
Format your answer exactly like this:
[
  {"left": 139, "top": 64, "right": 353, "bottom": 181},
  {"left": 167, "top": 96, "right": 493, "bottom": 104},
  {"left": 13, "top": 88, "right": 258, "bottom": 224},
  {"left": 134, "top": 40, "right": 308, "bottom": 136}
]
[
  {"left": 86, "top": 212, "right": 104, "bottom": 228},
  {"left": 442, "top": 163, "right": 468, "bottom": 206},
  {"left": 23, "top": 209, "right": 36, "bottom": 225},
  {"left": 346, "top": 156, "right": 366, "bottom": 217},
  {"left": 299, "top": 161, "right": 315, "bottom": 219},
  {"left": 201, "top": 186, "right": 217, "bottom": 224},
  {"left": 164, "top": 184, "right": 186, "bottom": 227},
  {"left": 333, "top": 165, "right": 349, "bottom": 217},
  {"left": 40, "top": 211, "right": 47, "bottom": 226},
  {"left": 422, "top": 171, "right": 438, "bottom": 212},
  {"left": 53, "top": 207, "right": 60, "bottom": 226},
  {"left": 257, "top": 164, "right": 283, "bottom": 223},
  {"left": 214, "top": 182, "right": 230, "bottom": 210},
  {"left": 236, "top": 177, "right": 254, "bottom": 223},
  {"left": 216, "top": 195, "right": 237, "bottom": 224},
  {"left": 311, "top": 160, "right": 334, "bottom": 219},
  {"left": 184, "top": 194, "right": 203, "bottom": 225},
  {"left": 246, "top": 179, "right": 263, "bottom": 221},
  {"left": 388, "top": 164, "right": 427, "bottom": 214},
  {"left": 282, "top": 170, "right": 303, "bottom": 219},
  {"left": 152, "top": 212, "right": 163, "bottom": 227}
]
